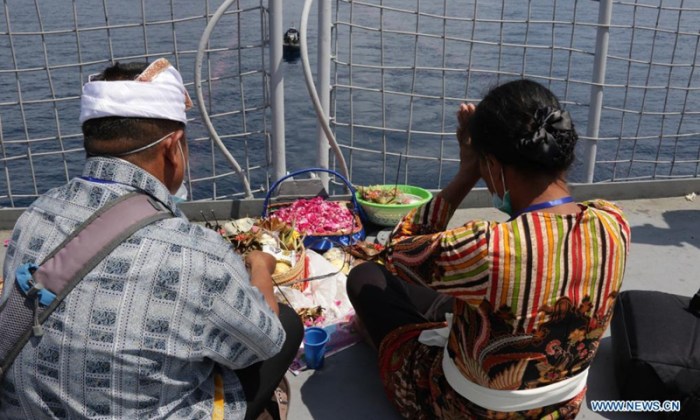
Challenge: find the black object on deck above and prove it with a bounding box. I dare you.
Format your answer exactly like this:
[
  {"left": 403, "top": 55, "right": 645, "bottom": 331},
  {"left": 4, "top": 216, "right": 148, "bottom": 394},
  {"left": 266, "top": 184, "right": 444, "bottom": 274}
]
[{"left": 611, "top": 290, "right": 700, "bottom": 418}]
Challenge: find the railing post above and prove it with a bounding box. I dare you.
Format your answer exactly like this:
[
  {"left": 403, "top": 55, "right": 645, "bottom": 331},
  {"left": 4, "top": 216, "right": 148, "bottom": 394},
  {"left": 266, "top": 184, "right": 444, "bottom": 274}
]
[
  {"left": 316, "top": 0, "right": 331, "bottom": 189},
  {"left": 269, "top": 0, "right": 286, "bottom": 182},
  {"left": 584, "top": 0, "right": 613, "bottom": 183}
]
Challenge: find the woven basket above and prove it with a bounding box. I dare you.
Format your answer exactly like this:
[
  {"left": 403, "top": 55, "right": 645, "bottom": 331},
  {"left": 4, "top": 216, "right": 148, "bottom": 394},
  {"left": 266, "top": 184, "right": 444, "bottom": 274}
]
[
  {"left": 263, "top": 168, "right": 366, "bottom": 252},
  {"left": 272, "top": 248, "right": 308, "bottom": 292},
  {"left": 267, "top": 201, "right": 364, "bottom": 252}
]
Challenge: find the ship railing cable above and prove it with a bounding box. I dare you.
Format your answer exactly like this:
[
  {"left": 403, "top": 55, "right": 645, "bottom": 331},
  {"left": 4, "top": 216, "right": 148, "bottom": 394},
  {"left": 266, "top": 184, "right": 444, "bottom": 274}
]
[
  {"left": 195, "top": 0, "right": 256, "bottom": 199},
  {"left": 299, "top": 0, "right": 351, "bottom": 182}
]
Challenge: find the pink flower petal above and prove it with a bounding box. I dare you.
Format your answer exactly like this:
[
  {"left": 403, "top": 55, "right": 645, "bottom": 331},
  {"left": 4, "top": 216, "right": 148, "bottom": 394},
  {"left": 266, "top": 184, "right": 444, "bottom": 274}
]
[{"left": 272, "top": 197, "right": 354, "bottom": 235}]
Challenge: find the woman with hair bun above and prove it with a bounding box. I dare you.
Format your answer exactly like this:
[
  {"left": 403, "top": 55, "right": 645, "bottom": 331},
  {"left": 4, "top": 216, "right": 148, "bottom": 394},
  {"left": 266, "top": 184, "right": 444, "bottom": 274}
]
[{"left": 347, "top": 79, "right": 630, "bottom": 419}]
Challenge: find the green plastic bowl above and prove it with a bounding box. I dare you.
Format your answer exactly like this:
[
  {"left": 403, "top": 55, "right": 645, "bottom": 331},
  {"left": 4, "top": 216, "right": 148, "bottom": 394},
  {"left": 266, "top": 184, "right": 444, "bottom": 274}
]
[{"left": 356, "top": 185, "right": 432, "bottom": 227}]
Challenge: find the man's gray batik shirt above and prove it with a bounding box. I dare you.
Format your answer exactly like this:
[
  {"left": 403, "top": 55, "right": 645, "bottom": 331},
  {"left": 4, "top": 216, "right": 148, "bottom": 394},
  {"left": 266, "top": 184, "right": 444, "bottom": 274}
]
[{"left": 0, "top": 157, "right": 285, "bottom": 419}]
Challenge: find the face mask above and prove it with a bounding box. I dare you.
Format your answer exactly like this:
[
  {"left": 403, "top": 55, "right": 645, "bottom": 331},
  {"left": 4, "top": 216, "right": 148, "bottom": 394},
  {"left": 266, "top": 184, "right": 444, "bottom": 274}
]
[
  {"left": 486, "top": 159, "right": 513, "bottom": 216},
  {"left": 172, "top": 183, "right": 188, "bottom": 204},
  {"left": 492, "top": 190, "right": 512, "bottom": 216},
  {"left": 172, "top": 141, "right": 189, "bottom": 204}
]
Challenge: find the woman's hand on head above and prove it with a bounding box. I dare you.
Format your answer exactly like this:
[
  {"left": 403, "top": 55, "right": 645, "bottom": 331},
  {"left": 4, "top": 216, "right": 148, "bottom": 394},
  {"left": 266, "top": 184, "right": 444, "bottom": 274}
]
[
  {"left": 456, "top": 103, "right": 475, "bottom": 144},
  {"left": 456, "top": 103, "right": 480, "bottom": 181},
  {"left": 438, "top": 103, "right": 482, "bottom": 208}
]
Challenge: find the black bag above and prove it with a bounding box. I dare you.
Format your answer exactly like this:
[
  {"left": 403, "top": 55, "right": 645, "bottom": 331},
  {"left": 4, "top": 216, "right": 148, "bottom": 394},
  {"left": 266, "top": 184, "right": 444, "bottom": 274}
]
[{"left": 611, "top": 289, "right": 700, "bottom": 418}]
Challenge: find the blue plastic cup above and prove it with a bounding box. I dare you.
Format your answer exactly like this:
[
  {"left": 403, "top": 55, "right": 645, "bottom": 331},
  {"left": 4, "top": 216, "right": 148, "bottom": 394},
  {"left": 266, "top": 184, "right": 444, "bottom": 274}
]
[{"left": 304, "top": 327, "right": 329, "bottom": 369}]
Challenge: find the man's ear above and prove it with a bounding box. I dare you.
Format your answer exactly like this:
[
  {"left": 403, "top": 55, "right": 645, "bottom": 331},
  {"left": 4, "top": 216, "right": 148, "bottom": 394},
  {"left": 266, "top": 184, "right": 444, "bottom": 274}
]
[{"left": 163, "top": 130, "right": 185, "bottom": 165}]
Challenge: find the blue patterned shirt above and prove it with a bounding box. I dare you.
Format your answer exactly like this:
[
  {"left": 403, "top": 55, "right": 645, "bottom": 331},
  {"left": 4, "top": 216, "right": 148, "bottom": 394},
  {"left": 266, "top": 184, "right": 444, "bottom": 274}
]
[{"left": 0, "top": 157, "right": 285, "bottom": 419}]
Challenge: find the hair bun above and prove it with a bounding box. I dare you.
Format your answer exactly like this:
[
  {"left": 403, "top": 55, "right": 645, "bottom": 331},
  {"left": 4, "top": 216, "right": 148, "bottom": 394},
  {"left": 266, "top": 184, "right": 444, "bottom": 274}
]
[{"left": 516, "top": 107, "right": 575, "bottom": 168}]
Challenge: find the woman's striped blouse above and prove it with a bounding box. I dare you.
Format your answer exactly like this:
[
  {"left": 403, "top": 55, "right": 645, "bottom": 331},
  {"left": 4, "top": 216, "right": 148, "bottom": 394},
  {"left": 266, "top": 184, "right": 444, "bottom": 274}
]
[{"left": 383, "top": 195, "right": 630, "bottom": 393}]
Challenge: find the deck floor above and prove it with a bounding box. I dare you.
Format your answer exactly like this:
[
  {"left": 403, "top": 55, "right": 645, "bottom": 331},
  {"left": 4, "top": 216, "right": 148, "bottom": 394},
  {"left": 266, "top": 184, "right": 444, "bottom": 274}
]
[{"left": 1, "top": 195, "right": 697, "bottom": 419}]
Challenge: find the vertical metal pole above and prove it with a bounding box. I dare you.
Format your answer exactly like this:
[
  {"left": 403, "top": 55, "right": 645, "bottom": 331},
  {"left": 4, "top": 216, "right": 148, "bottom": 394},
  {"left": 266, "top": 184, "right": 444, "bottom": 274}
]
[
  {"left": 269, "top": 0, "right": 286, "bottom": 181},
  {"left": 584, "top": 0, "right": 613, "bottom": 183},
  {"left": 317, "top": 0, "right": 331, "bottom": 189}
]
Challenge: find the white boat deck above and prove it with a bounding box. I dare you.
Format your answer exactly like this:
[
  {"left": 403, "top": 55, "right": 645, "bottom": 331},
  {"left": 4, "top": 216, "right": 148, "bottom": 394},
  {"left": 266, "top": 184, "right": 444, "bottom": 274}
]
[{"left": 1, "top": 195, "right": 698, "bottom": 419}]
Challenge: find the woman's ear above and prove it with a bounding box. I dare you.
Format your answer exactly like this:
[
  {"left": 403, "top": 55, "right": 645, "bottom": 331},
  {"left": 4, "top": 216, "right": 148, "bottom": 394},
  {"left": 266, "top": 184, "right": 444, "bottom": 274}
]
[
  {"left": 481, "top": 154, "right": 507, "bottom": 194},
  {"left": 482, "top": 154, "right": 500, "bottom": 175}
]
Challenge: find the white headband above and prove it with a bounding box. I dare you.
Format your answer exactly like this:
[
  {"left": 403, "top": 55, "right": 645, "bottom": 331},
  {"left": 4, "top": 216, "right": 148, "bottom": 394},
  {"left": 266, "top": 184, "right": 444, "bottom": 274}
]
[{"left": 79, "top": 58, "right": 193, "bottom": 125}]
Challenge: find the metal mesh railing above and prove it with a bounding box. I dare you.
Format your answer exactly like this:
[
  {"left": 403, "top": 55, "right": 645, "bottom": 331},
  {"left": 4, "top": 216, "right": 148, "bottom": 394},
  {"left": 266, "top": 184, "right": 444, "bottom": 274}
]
[
  {"left": 0, "top": 0, "right": 272, "bottom": 208},
  {"left": 328, "top": 0, "right": 700, "bottom": 186},
  {"left": 601, "top": 0, "right": 700, "bottom": 181},
  {"left": 1, "top": 0, "right": 699, "bottom": 209}
]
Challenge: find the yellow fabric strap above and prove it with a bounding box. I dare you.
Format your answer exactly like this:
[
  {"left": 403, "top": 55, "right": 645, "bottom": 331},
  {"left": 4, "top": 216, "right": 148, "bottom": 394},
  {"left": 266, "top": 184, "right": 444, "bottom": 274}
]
[{"left": 212, "top": 373, "right": 225, "bottom": 420}]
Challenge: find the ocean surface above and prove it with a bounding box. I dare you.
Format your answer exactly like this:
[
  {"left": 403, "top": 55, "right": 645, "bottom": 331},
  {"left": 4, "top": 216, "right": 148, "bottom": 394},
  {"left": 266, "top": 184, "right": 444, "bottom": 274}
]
[{"left": 0, "top": 0, "right": 698, "bottom": 206}]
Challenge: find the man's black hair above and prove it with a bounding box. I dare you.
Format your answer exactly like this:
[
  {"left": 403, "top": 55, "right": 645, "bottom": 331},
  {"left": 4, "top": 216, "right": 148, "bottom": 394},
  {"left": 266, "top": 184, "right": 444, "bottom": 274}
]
[{"left": 90, "top": 61, "right": 149, "bottom": 82}]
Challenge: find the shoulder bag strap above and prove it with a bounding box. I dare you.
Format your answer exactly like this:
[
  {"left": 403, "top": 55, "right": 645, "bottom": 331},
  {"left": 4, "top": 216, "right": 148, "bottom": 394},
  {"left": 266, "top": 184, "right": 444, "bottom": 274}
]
[{"left": 0, "top": 192, "right": 173, "bottom": 379}]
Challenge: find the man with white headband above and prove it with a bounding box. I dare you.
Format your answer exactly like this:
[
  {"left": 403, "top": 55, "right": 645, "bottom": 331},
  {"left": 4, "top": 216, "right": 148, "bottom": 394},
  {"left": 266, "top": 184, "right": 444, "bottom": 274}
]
[{"left": 1, "top": 59, "right": 302, "bottom": 420}]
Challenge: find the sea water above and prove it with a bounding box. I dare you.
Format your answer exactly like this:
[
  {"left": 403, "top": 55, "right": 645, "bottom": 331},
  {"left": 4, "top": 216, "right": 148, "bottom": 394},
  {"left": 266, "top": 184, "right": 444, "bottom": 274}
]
[{"left": 0, "top": 0, "right": 698, "bottom": 206}]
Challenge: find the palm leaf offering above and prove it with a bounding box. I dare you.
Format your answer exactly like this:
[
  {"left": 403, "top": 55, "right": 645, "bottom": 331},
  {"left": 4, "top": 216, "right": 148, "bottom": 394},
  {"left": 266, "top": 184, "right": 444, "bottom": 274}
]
[
  {"left": 221, "top": 217, "right": 305, "bottom": 276},
  {"left": 356, "top": 185, "right": 422, "bottom": 205}
]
